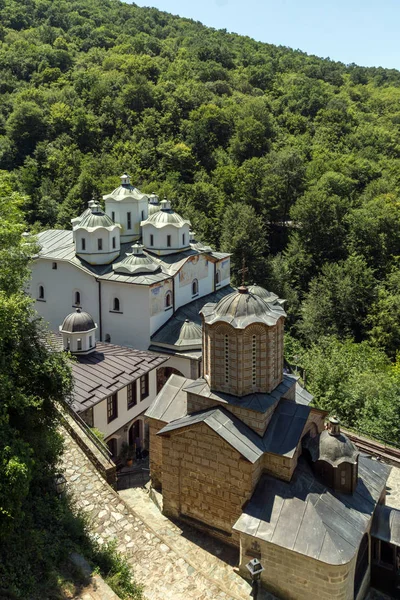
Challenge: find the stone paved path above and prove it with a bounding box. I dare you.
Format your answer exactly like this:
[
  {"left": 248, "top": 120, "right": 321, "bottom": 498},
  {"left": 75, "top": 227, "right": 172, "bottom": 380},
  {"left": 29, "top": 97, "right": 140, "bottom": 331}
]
[{"left": 61, "top": 427, "right": 276, "bottom": 600}]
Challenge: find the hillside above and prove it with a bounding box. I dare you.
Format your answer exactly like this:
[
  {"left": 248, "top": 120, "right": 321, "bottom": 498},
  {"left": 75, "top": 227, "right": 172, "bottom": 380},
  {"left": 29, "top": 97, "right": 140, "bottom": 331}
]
[{"left": 2, "top": 0, "right": 400, "bottom": 441}]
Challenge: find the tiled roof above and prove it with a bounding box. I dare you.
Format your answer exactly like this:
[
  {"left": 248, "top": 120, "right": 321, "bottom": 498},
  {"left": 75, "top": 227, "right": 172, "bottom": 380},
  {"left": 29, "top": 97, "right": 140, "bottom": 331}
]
[
  {"left": 233, "top": 456, "right": 390, "bottom": 564},
  {"left": 67, "top": 340, "right": 168, "bottom": 412}
]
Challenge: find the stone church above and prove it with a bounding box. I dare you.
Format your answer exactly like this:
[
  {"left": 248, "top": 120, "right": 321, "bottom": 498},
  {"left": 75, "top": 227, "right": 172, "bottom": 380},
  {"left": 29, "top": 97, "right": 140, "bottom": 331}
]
[{"left": 146, "top": 283, "right": 393, "bottom": 600}]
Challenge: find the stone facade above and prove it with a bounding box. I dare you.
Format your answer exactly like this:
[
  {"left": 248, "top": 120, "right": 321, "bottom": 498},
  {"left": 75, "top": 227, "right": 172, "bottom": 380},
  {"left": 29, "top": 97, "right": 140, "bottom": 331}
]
[
  {"left": 148, "top": 419, "right": 165, "bottom": 490},
  {"left": 161, "top": 422, "right": 262, "bottom": 546},
  {"left": 203, "top": 320, "right": 284, "bottom": 397},
  {"left": 239, "top": 532, "right": 360, "bottom": 600}
]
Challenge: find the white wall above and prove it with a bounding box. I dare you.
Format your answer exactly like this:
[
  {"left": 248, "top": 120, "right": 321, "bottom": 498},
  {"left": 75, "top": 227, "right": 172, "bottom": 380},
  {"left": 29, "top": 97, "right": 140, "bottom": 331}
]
[
  {"left": 105, "top": 198, "right": 148, "bottom": 241},
  {"left": 93, "top": 369, "right": 158, "bottom": 440},
  {"left": 142, "top": 223, "right": 190, "bottom": 255},
  {"left": 101, "top": 281, "right": 150, "bottom": 349},
  {"left": 174, "top": 256, "right": 214, "bottom": 310},
  {"left": 29, "top": 259, "right": 100, "bottom": 335},
  {"left": 165, "top": 354, "right": 194, "bottom": 379}
]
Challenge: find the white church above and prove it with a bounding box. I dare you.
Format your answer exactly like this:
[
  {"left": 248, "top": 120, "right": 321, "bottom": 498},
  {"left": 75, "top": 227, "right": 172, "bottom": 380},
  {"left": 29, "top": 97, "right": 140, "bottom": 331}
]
[{"left": 29, "top": 173, "right": 232, "bottom": 386}]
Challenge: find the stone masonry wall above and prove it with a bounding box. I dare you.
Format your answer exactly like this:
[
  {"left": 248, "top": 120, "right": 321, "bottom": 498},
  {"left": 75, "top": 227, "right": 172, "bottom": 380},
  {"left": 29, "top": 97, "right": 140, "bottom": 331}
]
[
  {"left": 239, "top": 533, "right": 357, "bottom": 600},
  {"left": 187, "top": 392, "right": 277, "bottom": 435},
  {"left": 161, "top": 422, "right": 261, "bottom": 546},
  {"left": 148, "top": 419, "right": 165, "bottom": 490}
]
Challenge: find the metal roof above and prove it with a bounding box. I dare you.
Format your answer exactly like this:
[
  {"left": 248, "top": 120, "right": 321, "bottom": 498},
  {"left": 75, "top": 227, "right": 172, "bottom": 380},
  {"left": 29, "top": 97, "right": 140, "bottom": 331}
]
[
  {"left": 304, "top": 429, "right": 359, "bottom": 467},
  {"left": 158, "top": 406, "right": 265, "bottom": 463},
  {"left": 233, "top": 456, "right": 391, "bottom": 565},
  {"left": 35, "top": 230, "right": 223, "bottom": 286},
  {"left": 248, "top": 284, "right": 279, "bottom": 303},
  {"left": 145, "top": 374, "right": 190, "bottom": 422},
  {"left": 263, "top": 400, "right": 310, "bottom": 458},
  {"left": 201, "top": 288, "right": 286, "bottom": 329},
  {"left": 142, "top": 207, "right": 190, "bottom": 228},
  {"left": 66, "top": 340, "right": 168, "bottom": 412},
  {"left": 103, "top": 183, "right": 148, "bottom": 203},
  {"left": 60, "top": 308, "right": 96, "bottom": 333},
  {"left": 151, "top": 285, "right": 235, "bottom": 343},
  {"left": 371, "top": 504, "right": 400, "bottom": 547},
  {"left": 182, "top": 373, "right": 300, "bottom": 414}
]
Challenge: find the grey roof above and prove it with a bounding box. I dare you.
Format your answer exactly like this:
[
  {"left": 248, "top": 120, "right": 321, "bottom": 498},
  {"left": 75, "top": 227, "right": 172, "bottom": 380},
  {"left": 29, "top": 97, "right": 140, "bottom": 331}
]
[
  {"left": 60, "top": 308, "right": 96, "bottom": 333},
  {"left": 371, "top": 504, "right": 400, "bottom": 547},
  {"left": 182, "top": 373, "right": 300, "bottom": 414},
  {"left": 145, "top": 374, "right": 190, "bottom": 422},
  {"left": 77, "top": 209, "right": 116, "bottom": 231},
  {"left": 112, "top": 244, "right": 160, "bottom": 275},
  {"left": 248, "top": 284, "right": 279, "bottom": 303},
  {"left": 103, "top": 183, "right": 148, "bottom": 203},
  {"left": 295, "top": 382, "right": 313, "bottom": 405},
  {"left": 304, "top": 429, "right": 359, "bottom": 467},
  {"left": 68, "top": 340, "right": 168, "bottom": 412},
  {"left": 233, "top": 456, "right": 391, "bottom": 565},
  {"left": 263, "top": 399, "right": 310, "bottom": 458},
  {"left": 154, "top": 319, "right": 203, "bottom": 349},
  {"left": 141, "top": 206, "right": 190, "bottom": 228},
  {"left": 35, "top": 230, "right": 220, "bottom": 286},
  {"left": 201, "top": 287, "right": 286, "bottom": 329},
  {"left": 151, "top": 285, "right": 236, "bottom": 348},
  {"left": 158, "top": 406, "right": 265, "bottom": 463}
]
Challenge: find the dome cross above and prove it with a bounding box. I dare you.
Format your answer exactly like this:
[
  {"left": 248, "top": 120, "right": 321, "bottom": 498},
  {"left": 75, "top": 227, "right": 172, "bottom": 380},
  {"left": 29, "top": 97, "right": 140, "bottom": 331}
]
[{"left": 238, "top": 257, "right": 249, "bottom": 290}]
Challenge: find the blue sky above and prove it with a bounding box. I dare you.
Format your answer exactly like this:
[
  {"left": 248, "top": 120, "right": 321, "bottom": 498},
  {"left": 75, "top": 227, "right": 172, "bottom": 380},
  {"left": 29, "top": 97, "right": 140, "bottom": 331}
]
[{"left": 130, "top": 0, "right": 400, "bottom": 69}]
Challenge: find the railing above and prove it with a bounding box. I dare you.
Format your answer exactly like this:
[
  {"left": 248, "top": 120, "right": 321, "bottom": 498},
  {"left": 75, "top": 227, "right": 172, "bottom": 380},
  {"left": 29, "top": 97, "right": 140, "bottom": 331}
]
[{"left": 58, "top": 399, "right": 114, "bottom": 463}]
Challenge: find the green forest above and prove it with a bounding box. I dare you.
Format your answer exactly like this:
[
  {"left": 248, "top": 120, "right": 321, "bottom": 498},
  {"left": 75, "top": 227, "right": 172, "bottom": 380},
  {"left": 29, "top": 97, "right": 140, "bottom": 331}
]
[{"left": 1, "top": 1, "right": 400, "bottom": 450}]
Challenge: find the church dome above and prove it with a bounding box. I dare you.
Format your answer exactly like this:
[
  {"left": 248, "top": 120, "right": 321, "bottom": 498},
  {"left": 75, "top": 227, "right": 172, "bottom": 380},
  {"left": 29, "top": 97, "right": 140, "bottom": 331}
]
[
  {"left": 78, "top": 209, "right": 115, "bottom": 230},
  {"left": 61, "top": 308, "right": 96, "bottom": 333},
  {"left": 143, "top": 199, "right": 190, "bottom": 228},
  {"left": 310, "top": 428, "right": 359, "bottom": 467},
  {"left": 178, "top": 319, "right": 202, "bottom": 344},
  {"left": 103, "top": 173, "right": 148, "bottom": 203},
  {"left": 202, "top": 286, "right": 286, "bottom": 329},
  {"left": 248, "top": 283, "right": 278, "bottom": 303},
  {"left": 113, "top": 243, "right": 160, "bottom": 275},
  {"left": 148, "top": 193, "right": 161, "bottom": 216}
]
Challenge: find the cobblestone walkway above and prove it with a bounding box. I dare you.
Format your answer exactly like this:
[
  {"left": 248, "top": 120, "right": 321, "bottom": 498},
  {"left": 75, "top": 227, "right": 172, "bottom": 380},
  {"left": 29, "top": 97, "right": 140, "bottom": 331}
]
[{"left": 61, "top": 427, "right": 275, "bottom": 600}]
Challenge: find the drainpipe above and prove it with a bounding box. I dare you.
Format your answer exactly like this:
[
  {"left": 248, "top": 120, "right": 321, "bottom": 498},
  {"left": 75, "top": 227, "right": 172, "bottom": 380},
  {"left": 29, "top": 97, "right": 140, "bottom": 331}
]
[
  {"left": 172, "top": 276, "right": 176, "bottom": 313},
  {"left": 98, "top": 279, "right": 103, "bottom": 341}
]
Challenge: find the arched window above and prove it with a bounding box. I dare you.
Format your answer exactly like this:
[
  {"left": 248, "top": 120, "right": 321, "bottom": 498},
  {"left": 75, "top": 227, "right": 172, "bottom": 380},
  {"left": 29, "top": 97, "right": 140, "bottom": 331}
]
[
  {"left": 113, "top": 298, "right": 120, "bottom": 312},
  {"left": 105, "top": 334, "right": 111, "bottom": 343},
  {"left": 38, "top": 285, "right": 44, "bottom": 300},
  {"left": 192, "top": 279, "right": 198, "bottom": 296},
  {"left": 74, "top": 291, "right": 81, "bottom": 306},
  {"left": 165, "top": 291, "right": 172, "bottom": 308}
]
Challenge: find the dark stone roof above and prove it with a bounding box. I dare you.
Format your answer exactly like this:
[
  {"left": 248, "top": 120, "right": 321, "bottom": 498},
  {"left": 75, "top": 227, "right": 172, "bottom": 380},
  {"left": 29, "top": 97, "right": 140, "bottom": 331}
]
[
  {"left": 234, "top": 456, "right": 391, "bottom": 565},
  {"left": 371, "top": 504, "right": 400, "bottom": 547},
  {"left": 201, "top": 287, "right": 286, "bottom": 328},
  {"left": 182, "top": 373, "right": 301, "bottom": 414},
  {"left": 304, "top": 430, "right": 359, "bottom": 466},
  {"left": 61, "top": 308, "right": 96, "bottom": 333},
  {"left": 145, "top": 374, "right": 190, "bottom": 423},
  {"left": 69, "top": 341, "right": 168, "bottom": 412},
  {"left": 158, "top": 406, "right": 265, "bottom": 464}
]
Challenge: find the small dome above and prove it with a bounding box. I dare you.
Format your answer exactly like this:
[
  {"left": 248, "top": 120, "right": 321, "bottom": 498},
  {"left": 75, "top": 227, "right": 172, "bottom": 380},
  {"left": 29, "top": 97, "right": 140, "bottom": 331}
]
[
  {"left": 61, "top": 308, "right": 96, "bottom": 333},
  {"left": 178, "top": 319, "right": 202, "bottom": 344},
  {"left": 201, "top": 287, "right": 286, "bottom": 329},
  {"left": 304, "top": 423, "right": 359, "bottom": 467},
  {"left": 248, "top": 283, "right": 278, "bottom": 303},
  {"left": 77, "top": 203, "right": 116, "bottom": 230},
  {"left": 142, "top": 199, "right": 190, "bottom": 228},
  {"left": 103, "top": 173, "right": 148, "bottom": 202},
  {"left": 148, "top": 198, "right": 161, "bottom": 216},
  {"left": 113, "top": 243, "right": 160, "bottom": 275}
]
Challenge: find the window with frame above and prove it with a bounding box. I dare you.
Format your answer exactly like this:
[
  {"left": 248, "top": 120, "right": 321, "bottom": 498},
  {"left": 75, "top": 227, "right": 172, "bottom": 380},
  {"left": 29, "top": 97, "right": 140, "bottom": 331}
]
[
  {"left": 127, "top": 212, "right": 131, "bottom": 229},
  {"left": 182, "top": 233, "right": 186, "bottom": 245},
  {"left": 112, "top": 211, "right": 115, "bottom": 222},
  {"left": 141, "top": 210, "right": 144, "bottom": 221},
  {"left": 77, "top": 338, "right": 82, "bottom": 351},
  {"left": 38, "top": 285, "right": 45, "bottom": 300},
  {"left": 74, "top": 291, "right": 81, "bottom": 305},
  {"left": 165, "top": 291, "right": 172, "bottom": 308},
  {"left": 150, "top": 234, "right": 154, "bottom": 246},
  {"left": 52, "top": 262, "right": 57, "bottom": 270},
  {"left": 112, "top": 236, "right": 116, "bottom": 249},
  {"left": 127, "top": 382, "right": 137, "bottom": 409},
  {"left": 113, "top": 297, "right": 120, "bottom": 312},
  {"left": 167, "top": 235, "right": 171, "bottom": 247},
  {"left": 140, "top": 374, "right": 149, "bottom": 400},
  {"left": 107, "top": 393, "right": 118, "bottom": 423},
  {"left": 98, "top": 238, "right": 103, "bottom": 251},
  {"left": 81, "top": 238, "right": 86, "bottom": 251},
  {"left": 192, "top": 279, "right": 198, "bottom": 296}
]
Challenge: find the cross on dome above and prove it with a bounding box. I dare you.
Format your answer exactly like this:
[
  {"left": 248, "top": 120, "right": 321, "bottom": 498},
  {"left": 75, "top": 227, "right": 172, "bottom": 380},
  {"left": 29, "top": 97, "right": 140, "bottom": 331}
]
[{"left": 238, "top": 257, "right": 249, "bottom": 291}]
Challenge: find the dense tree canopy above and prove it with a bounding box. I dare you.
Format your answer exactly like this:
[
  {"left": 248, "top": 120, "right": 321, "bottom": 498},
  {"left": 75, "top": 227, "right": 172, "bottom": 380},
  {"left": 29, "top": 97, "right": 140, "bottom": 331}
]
[{"left": 1, "top": 0, "right": 400, "bottom": 439}]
